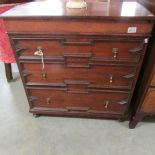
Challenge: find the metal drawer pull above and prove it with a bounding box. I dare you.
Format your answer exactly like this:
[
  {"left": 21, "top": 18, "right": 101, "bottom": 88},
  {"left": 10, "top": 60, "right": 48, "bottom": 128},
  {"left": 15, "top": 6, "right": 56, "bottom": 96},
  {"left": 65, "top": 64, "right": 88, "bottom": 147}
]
[
  {"left": 109, "top": 75, "right": 113, "bottom": 83},
  {"left": 34, "top": 46, "right": 45, "bottom": 70},
  {"left": 112, "top": 48, "right": 118, "bottom": 59},
  {"left": 118, "top": 101, "right": 127, "bottom": 105},
  {"left": 42, "top": 72, "right": 47, "bottom": 80},
  {"left": 46, "top": 97, "right": 51, "bottom": 104},
  {"left": 105, "top": 100, "right": 110, "bottom": 109}
]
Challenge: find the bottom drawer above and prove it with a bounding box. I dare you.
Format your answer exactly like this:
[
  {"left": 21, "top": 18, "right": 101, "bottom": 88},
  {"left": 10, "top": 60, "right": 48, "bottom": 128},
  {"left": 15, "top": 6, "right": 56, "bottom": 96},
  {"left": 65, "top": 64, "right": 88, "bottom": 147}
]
[
  {"left": 28, "top": 88, "right": 129, "bottom": 114},
  {"left": 141, "top": 88, "right": 155, "bottom": 113}
]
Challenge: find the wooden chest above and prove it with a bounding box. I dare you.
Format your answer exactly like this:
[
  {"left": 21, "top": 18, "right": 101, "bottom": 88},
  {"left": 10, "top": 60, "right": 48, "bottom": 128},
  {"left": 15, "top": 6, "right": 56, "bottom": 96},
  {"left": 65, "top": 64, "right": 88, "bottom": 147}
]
[{"left": 1, "top": 0, "right": 155, "bottom": 120}]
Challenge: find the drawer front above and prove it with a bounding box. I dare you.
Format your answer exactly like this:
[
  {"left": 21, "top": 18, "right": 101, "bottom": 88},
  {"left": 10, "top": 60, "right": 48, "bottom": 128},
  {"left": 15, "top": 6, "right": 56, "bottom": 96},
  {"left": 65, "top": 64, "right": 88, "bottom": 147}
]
[
  {"left": 14, "top": 36, "right": 145, "bottom": 62},
  {"left": 28, "top": 89, "right": 129, "bottom": 114},
  {"left": 5, "top": 19, "right": 153, "bottom": 34},
  {"left": 141, "top": 88, "right": 155, "bottom": 113},
  {"left": 22, "top": 63, "right": 135, "bottom": 89}
]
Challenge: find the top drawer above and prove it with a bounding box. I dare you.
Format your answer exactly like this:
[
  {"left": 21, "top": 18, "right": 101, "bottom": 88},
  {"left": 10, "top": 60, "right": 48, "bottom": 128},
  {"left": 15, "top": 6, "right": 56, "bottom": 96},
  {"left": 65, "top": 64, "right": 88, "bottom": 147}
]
[
  {"left": 5, "top": 19, "right": 153, "bottom": 34},
  {"left": 13, "top": 35, "right": 146, "bottom": 63}
]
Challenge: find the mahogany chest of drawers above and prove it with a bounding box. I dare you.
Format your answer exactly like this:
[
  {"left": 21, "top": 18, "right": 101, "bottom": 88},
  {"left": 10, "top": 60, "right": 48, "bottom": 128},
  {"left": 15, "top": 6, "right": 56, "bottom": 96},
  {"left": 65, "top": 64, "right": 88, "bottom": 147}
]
[{"left": 1, "top": 0, "right": 155, "bottom": 120}]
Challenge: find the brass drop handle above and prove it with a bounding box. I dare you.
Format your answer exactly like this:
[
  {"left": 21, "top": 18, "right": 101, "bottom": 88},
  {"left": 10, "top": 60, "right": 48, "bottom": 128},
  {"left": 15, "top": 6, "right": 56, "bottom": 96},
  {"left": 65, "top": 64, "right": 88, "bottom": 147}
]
[
  {"left": 42, "top": 72, "right": 47, "bottom": 80},
  {"left": 112, "top": 48, "right": 118, "bottom": 59},
  {"left": 34, "top": 46, "right": 43, "bottom": 56},
  {"left": 105, "top": 100, "right": 110, "bottom": 109},
  {"left": 109, "top": 75, "right": 113, "bottom": 83},
  {"left": 46, "top": 97, "right": 51, "bottom": 104},
  {"left": 34, "top": 46, "right": 45, "bottom": 70}
]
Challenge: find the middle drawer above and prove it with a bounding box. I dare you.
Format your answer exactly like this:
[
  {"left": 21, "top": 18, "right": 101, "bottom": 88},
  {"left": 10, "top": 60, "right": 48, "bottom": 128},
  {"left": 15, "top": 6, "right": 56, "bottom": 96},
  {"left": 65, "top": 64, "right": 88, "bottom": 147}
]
[{"left": 21, "top": 62, "right": 135, "bottom": 89}]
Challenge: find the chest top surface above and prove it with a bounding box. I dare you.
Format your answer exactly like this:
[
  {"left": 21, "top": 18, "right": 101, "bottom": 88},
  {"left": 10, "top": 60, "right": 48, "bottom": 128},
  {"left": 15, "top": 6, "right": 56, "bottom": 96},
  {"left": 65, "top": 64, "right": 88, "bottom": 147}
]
[{"left": 0, "top": 0, "right": 155, "bottom": 20}]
